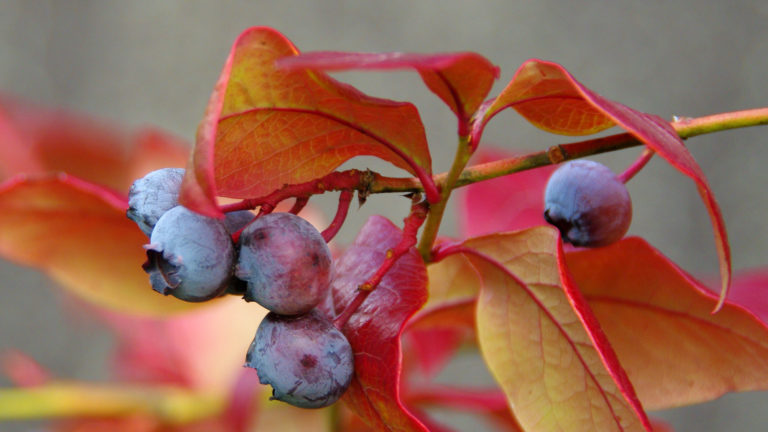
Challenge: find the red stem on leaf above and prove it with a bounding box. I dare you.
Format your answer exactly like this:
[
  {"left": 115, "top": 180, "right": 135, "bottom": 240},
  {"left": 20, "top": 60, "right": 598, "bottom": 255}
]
[
  {"left": 333, "top": 198, "right": 429, "bottom": 329},
  {"left": 617, "top": 147, "right": 655, "bottom": 183},
  {"left": 322, "top": 190, "right": 354, "bottom": 243}
]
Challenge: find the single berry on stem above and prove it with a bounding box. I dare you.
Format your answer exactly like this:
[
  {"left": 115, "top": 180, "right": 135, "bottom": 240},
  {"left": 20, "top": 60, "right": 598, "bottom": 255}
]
[
  {"left": 143, "top": 205, "right": 235, "bottom": 302},
  {"left": 544, "top": 159, "right": 632, "bottom": 247},
  {"left": 245, "top": 310, "right": 354, "bottom": 409},
  {"left": 236, "top": 212, "right": 333, "bottom": 315},
  {"left": 321, "top": 190, "right": 354, "bottom": 243},
  {"left": 127, "top": 167, "right": 185, "bottom": 236}
]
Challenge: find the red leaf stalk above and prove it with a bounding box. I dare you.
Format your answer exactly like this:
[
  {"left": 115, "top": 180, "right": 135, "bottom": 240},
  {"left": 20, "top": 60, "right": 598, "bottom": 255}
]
[{"left": 334, "top": 198, "right": 429, "bottom": 329}]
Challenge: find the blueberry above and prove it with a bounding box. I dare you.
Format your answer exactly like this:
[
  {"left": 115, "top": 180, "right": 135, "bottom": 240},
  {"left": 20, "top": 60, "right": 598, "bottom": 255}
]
[
  {"left": 245, "top": 310, "right": 354, "bottom": 408},
  {"left": 236, "top": 212, "right": 332, "bottom": 315},
  {"left": 544, "top": 160, "right": 632, "bottom": 247},
  {"left": 127, "top": 168, "right": 185, "bottom": 236},
  {"left": 143, "top": 205, "right": 235, "bottom": 302}
]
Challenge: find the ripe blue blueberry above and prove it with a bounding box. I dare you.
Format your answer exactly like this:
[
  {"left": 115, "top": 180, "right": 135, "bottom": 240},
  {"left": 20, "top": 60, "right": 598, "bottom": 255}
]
[
  {"left": 127, "top": 168, "right": 185, "bottom": 236},
  {"left": 245, "top": 310, "right": 354, "bottom": 408},
  {"left": 143, "top": 205, "right": 235, "bottom": 302},
  {"left": 236, "top": 212, "right": 332, "bottom": 315},
  {"left": 544, "top": 160, "right": 632, "bottom": 247}
]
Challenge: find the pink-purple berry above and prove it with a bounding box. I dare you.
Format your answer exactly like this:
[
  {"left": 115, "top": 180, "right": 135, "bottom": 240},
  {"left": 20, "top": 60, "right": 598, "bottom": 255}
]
[
  {"left": 236, "top": 212, "right": 332, "bottom": 315},
  {"left": 245, "top": 310, "right": 354, "bottom": 408}
]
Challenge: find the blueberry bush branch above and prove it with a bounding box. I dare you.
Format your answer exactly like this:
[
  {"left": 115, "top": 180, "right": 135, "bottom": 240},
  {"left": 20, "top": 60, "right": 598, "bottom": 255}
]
[
  {"left": 370, "top": 107, "right": 768, "bottom": 196},
  {"left": 211, "top": 107, "right": 765, "bottom": 261},
  {"left": 211, "top": 107, "right": 766, "bottom": 228}
]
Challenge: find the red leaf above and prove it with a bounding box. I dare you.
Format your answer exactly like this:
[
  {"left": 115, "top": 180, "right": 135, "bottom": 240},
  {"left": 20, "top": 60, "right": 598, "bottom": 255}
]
[
  {"left": 403, "top": 250, "right": 483, "bottom": 377},
  {"left": 404, "top": 301, "right": 474, "bottom": 378},
  {"left": 0, "top": 174, "right": 197, "bottom": 315},
  {"left": 180, "top": 27, "right": 435, "bottom": 217},
  {"left": 457, "top": 148, "right": 556, "bottom": 238},
  {"left": 279, "top": 51, "right": 500, "bottom": 128},
  {"left": 476, "top": 59, "right": 730, "bottom": 310},
  {"left": 703, "top": 268, "right": 768, "bottom": 324},
  {"left": 330, "top": 215, "right": 428, "bottom": 431},
  {"left": 434, "top": 227, "right": 652, "bottom": 431},
  {"left": 0, "top": 95, "right": 189, "bottom": 191},
  {"left": 566, "top": 238, "right": 768, "bottom": 410}
]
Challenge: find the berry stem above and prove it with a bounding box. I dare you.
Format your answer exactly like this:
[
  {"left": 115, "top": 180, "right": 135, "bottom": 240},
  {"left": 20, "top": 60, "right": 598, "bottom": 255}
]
[
  {"left": 333, "top": 198, "right": 428, "bottom": 329},
  {"left": 617, "top": 148, "right": 655, "bottom": 183},
  {"left": 322, "top": 190, "right": 354, "bottom": 243}
]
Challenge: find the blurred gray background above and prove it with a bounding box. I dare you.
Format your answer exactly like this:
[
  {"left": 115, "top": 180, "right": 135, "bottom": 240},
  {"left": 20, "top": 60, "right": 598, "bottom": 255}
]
[{"left": 1, "top": 1, "right": 767, "bottom": 431}]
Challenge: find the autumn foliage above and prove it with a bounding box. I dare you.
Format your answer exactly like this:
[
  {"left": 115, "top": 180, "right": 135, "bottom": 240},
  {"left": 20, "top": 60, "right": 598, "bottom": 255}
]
[{"left": 2, "top": 26, "right": 768, "bottom": 432}]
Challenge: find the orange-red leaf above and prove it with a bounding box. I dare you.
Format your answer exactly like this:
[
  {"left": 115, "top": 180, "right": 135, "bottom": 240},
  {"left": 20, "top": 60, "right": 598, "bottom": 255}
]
[
  {"left": 180, "top": 27, "right": 434, "bottom": 217},
  {"left": 0, "top": 175, "right": 198, "bottom": 315},
  {"left": 476, "top": 59, "right": 730, "bottom": 310},
  {"left": 434, "top": 227, "right": 651, "bottom": 431},
  {"left": 330, "top": 215, "right": 428, "bottom": 432},
  {"left": 403, "top": 252, "right": 481, "bottom": 376},
  {"left": 0, "top": 95, "right": 188, "bottom": 191},
  {"left": 476, "top": 61, "right": 614, "bottom": 137},
  {"left": 278, "top": 51, "right": 500, "bottom": 127},
  {"left": 566, "top": 237, "right": 768, "bottom": 410}
]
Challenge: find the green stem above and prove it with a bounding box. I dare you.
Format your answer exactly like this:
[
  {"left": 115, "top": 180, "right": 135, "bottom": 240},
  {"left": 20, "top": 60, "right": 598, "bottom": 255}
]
[
  {"left": 0, "top": 383, "right": 224, "bottom": 423},
  {"left": 371, "top": 107, "right": 768, "bottom": 196},
  {"left": 672, "top": 107, "right": 768, "bottom": 138},
  {"left": 417, "top": 135, "right": 472, "bottom": 260}
]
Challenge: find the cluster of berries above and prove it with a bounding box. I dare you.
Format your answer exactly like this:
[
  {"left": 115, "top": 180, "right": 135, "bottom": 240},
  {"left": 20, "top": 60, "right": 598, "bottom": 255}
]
[{"left": 127, "top": 168, "right": 354, "bottom": 409}]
